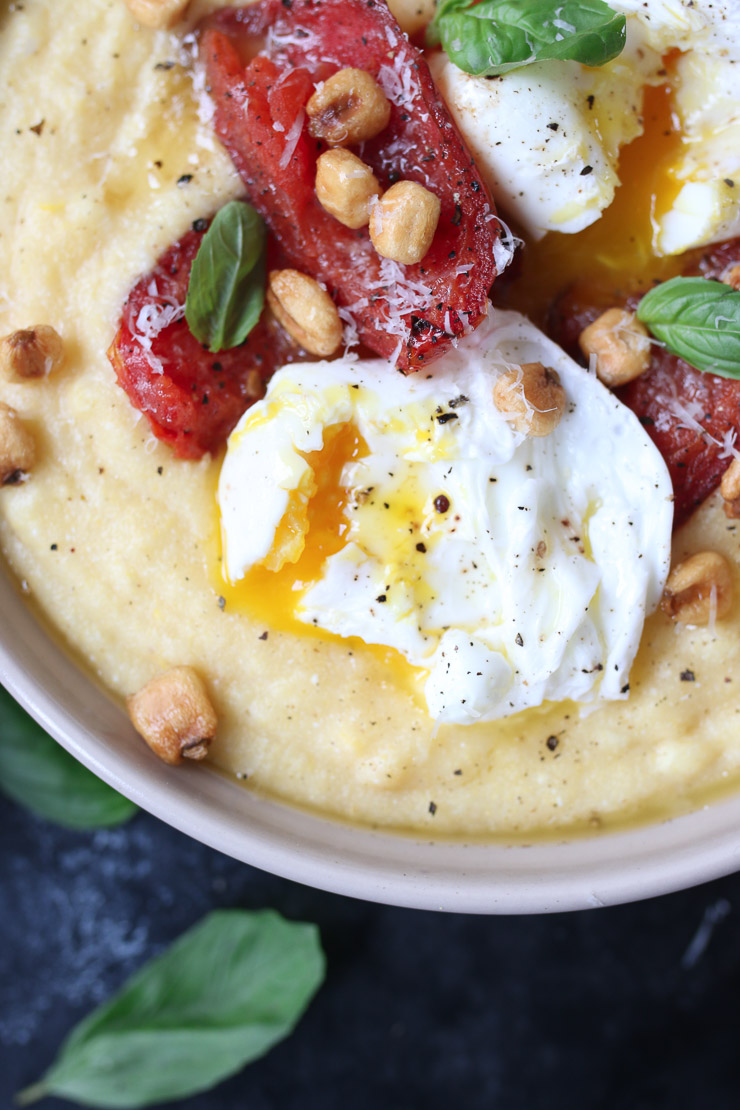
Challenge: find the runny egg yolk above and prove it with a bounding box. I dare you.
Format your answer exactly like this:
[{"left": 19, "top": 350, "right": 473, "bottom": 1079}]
[
  {"left": 217, "top": 423, "right": 427, "bottom": 694},
  {"left": 499, "top": 64, "right": 691, "bottom": 326}
]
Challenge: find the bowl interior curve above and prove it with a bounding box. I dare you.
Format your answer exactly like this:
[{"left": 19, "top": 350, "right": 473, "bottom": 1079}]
[{"left": 2, "top": 566, "right": 740, "bottom": 914}]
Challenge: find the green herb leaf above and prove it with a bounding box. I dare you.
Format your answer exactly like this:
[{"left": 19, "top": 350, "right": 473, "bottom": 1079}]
[
  {"left": 185, "top": 200, "right": 267, "bottom": 353},
  {"left": 428, "top": 0, "right": 626, "bottom": 76},
  {"left": 17, "top": 909, "right": 325, "bottom": 1109},
  {"left": 0, "top": 685, "right": 137, "bottom": 828},
  {"left": 636, "top": 276, "right": 740, "bottom": 379}
]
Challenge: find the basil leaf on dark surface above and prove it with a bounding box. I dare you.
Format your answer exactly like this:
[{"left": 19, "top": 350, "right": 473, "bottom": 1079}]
[
  {"left": 185, "top": 200, "right": 267, "bottom": 353},
  {"left": 0, "top": 685, "right": 137, "bottom": 829},
  {"left": 17, "top": 909, "right": 325, "bottom": 1110},
  {"left": 428, "top": 0, "right": 626, "bottom": 76},
  {"left": 637, "top": 276, "right": 740, "bottom": 379}
]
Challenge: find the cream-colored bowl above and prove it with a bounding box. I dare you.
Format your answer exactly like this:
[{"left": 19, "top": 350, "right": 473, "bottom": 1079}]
[{"left": 3, "top": 565, "right": 740, "bottom": 914}]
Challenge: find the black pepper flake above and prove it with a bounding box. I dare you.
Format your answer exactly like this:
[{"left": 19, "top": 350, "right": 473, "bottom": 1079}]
[
  {"left": 29, "top": 119, "right": 45, "bottom": 136},
  {"left": 177, "top": 174, "right": 193, "bottom": 186},
  {"left": 157, "top": 466, "right": 163, "bottom": 475},
  {"left": 448, "top": 249, "right": 456, "bottom": 260},
  {"left": 376, "top": 594, "right": 387, "bottom": 603},
  {"left": 546, "top": 735, "right": 559, "bottom": 751},
  {"left": 259, "top": 631, "right": 269, "bottom": 640},
  {"left": 587, "top": 94, "right": 595, "bottom": 109},
  {"left": 546, "top": 122, "right": 559, "bottom": 131},
  {"left": 621, "top": 683, "right": 630, "bottom": 694},
  {"left": 470, "top": 180, "right": 480, "bottom": 192},
  {"left": 416, "top": 542, "right": 427, "bottom": 553},
  {"left": 451, "top": 203, "right": 462, "bottom": 226},
  {"left": 50, "top": 543, "right": 58, "bottom": 551},
  {"left": 428, "top": 801, "right": 437, "bottom": 815},
  {"left": 580, "top": 165, "right": 593, "bottom": 176},
  {"left": 154, "top": 60, "right": 176, "bottom": 70},
  {"left": 434, "top": 494, "right": 450, "bottom": 513},
  {"left": 515, "top": 633, "right": 523, "bottom": 646},
  {"left": 453, "top": 769, "right": 462, "bottom": 775},
  {"left": 639, "top": 415, "right": 654, "bottom": 426},
  {"left": 725, "top": 178, "right": 735, "bottom": 188},
  {"left": 680, "top": 669, "right": 696, "bottom": 682},
  {"left": 218, "top": 596, "right": 226, "bottom": 610},
  {"left": 192, "top": 217, "right": 208, "bottom": 232},
  {"left": 436, "top": 412, "right": 458, "bottom": 425}
]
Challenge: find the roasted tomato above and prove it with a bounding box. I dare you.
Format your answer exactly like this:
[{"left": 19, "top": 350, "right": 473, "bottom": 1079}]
[
  {"left": 549, "top": 238, "right": 740, "bottom": 528},
  {"left": 201, "top": 0, "right": 501, "bottom": 373},
  {"left": 108, "top": 223, "right": 298, "bottom": 458}
]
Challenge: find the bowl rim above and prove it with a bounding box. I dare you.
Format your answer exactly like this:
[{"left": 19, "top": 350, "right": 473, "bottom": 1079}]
[{"left": 3, "top": 569, "right": 740, "bottom": 914}]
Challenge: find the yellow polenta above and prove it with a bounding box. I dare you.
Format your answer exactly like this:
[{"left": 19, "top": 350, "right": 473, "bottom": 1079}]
[{"left": 2, "top": 0, "right": 740, "bottom": 839}]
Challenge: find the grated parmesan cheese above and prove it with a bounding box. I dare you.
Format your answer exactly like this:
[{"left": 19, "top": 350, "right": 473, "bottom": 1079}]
[
  {"left": 128, "top": 284, "right": 185, "bottom": 377},
  {"left": 279, "top": 110, "right": 305, "bottom": 170}
]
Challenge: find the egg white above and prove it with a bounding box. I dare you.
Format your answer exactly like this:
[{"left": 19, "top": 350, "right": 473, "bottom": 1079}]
[{"left": 219, "top": 310, "right": 673, "bottom": 725}]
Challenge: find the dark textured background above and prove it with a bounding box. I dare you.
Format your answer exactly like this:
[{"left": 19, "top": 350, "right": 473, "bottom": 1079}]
[{"left": 3, "top": 791, "right": 740, "bottom": 1110}]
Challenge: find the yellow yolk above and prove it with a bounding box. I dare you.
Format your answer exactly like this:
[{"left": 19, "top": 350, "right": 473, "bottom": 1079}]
[
  {"left": 497, "top": 75, "right": 692, "bottom": 326},
  {"left": 216, "top": 423, "right": 427, "bottom": 696}
]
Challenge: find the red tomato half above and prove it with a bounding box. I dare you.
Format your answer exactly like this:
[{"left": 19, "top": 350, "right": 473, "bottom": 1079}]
[
  {"left": 108, "top": 224, "right": 299, "bottom": 458},
  {"left": 201, "top": 0, "right": 501, "bottom": 372}
]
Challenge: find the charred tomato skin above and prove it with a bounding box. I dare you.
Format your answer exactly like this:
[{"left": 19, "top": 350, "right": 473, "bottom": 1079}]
[
  {"left": 202, "top": 0, "right": 500, "bottom": 373},
  {"left": 109, "top": 225, "right": 297, "bottom": 459}
]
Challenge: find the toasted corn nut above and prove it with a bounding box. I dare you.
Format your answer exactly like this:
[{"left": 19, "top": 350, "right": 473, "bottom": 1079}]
[
  {"left": 267, "top": 269, "right": 343, "bottom": 357},
  {"left": 720, "top": 456, "right": 740, "bottom": 518},
  {"left": 0, "top": 402, "right": 35, "bottom": 485},
  {"left": 661, "top": 551, "right": 733, "bottom": 625},
  {"left": 315, "top": 149, "right": 381, "bottom": 229},
  {"left": 386, "top": 0, "right": 436, "bottom": 34},
  {"left": 369, "top": 180, "right": 441, "bottom": 266},
  {"left": 492, "top": 362, "right": 566, "bottom": 438},
  {"left": 123, "top": 0, "right": 189, "bottom": 28},
  {"left": 0, "top": 326, "right": 64, "bottom": 381},
  {"left": 307, "top": 68, "right": 391, "bottom": 147},
  {"left": 127, "top": 666, "right": 217, "bottom": 765},
  {"left": 722, "top": 264, "right": 740, "bottom": 291},
  {"left": 579, "top": 308, "right": 651, "bottom": 387}
]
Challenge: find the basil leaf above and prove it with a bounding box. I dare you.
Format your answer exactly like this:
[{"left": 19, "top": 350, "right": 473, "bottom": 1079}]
[
  {"left": 429, "top": 0, "right": 626, "bottom": 76},
  {"left": 17, "top": 909, "right": 325, "bottom": 1109},
  {"left": 0, "top": 685, "right": 137, "bottom": 828},
  {"left": 637, "top": 276, "right": 740, "bottom": 379},
  {"left": 185, "top": 200, "right": 267, "bottom": 353}
]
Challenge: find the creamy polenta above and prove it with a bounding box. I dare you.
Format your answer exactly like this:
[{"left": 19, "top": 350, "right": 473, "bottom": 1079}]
[{"left": 2, "top": 0, "right": 740, "bottom": 839}]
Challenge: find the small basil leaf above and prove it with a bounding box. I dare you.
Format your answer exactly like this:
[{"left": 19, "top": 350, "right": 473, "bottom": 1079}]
[
  {"left": 0, "top": 685, "right": 137, "bottom": 829},
  {"left": 185, "top": 200, "right": 267, "bottom": 353},
  {"left": 636, "top": 276, "right": 740, "bottom": 379},
  {"left": 428, "top": 0, "right": 626, "bottom": 76},
  {"left": 17, "top": 909, "right": 325, "bottom": 1109}
]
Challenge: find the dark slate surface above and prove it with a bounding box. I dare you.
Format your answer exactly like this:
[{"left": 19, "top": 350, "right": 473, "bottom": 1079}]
[{"left": 2, "top": 791, "right": 740, "bottom": 1110}]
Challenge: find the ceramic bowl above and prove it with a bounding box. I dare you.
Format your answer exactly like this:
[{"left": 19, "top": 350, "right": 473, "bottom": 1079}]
[{"left": 3, "top": 565, "right": 740, "bottom": 914}]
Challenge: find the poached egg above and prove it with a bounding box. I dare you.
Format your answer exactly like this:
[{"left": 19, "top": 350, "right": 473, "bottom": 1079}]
[
  {"left": 431, "top": 0, "right": 740, "bottom": 255},
  {"left": 218, "top": 310, "right": 673, "bottom": 726}
]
